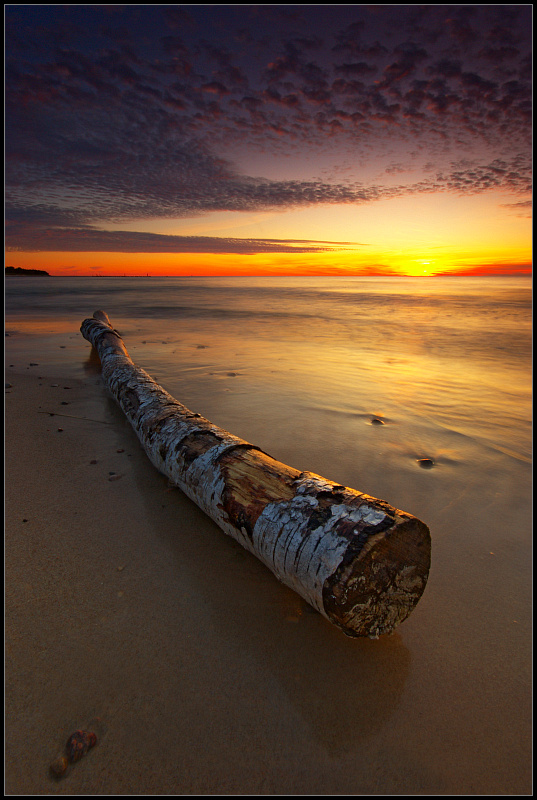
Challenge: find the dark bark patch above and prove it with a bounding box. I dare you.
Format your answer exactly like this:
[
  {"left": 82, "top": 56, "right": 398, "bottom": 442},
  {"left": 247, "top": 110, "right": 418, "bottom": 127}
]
[
  {"left": 177, "top": 430, "right": 221, "bottom": 468},
  {"left": 308, "top": 491, "right": 345, "bottom": 529},
  {"left": 119, "top": 386, "right": 140, "bottom": 413}
]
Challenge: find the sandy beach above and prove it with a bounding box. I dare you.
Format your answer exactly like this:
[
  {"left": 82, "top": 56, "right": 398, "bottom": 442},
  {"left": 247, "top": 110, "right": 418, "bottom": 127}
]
[{"left": 5, "top": 311, "right": 532, "bottom": 796}]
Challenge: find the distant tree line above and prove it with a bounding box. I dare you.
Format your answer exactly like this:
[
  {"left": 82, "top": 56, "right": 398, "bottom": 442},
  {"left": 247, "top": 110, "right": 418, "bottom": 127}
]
[{"left": 5, "top": 266, "right": 50, "bottom": 276}]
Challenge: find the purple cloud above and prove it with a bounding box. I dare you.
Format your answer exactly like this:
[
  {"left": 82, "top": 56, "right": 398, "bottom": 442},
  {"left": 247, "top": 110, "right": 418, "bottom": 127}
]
[{"left": 5, "top": 4, "right": 532, "bottom": 252}]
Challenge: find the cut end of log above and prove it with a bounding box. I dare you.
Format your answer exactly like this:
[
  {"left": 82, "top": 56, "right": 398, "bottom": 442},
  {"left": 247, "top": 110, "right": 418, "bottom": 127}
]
[
  {"left": 323, "top": 516, "right": 431, "bottom": 638},
  {"left": 92, "top": 310, "right": 113, "bottom": 327}
]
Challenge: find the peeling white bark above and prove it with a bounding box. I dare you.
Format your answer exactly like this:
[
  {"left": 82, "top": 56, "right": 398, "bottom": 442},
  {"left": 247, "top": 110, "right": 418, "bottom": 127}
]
[{"left": 81, "top": 311, "right": 431, "bottom": 638}]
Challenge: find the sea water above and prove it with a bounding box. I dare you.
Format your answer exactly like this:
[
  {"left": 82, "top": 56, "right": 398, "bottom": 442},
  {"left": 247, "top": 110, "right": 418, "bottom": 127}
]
[
  {"left": 5, "top": 274, "right": 532, "bottom": 532},
  {"left": 5, "top": 274, "right": 531, "bottom": 466}
]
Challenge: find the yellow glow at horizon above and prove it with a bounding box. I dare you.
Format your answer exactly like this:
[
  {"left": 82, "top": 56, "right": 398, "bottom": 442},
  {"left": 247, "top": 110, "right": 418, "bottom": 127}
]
[
  {"left": 6, "top": 189, "right": 531, "bottom": 277},
  {"left": 6, "top": 245, "right": 531, "bottom": 277},
  {"left": 99, "top": 189, "right": 530, "bottom": 252}
]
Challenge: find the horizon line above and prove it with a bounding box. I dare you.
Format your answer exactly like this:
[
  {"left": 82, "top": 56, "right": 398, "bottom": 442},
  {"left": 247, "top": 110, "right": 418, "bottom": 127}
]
[{"left": 8, "top": 272, "right": 532, "bottom": 278}]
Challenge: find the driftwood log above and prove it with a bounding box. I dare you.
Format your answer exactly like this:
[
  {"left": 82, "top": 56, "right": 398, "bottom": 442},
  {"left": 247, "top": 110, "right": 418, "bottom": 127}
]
[{"left": 81, "top": 311, "right": 431, "bottom": 638}]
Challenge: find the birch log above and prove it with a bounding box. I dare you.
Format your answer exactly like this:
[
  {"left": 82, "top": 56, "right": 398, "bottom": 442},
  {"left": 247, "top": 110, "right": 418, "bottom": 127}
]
[{"left": 81, "top": 311, "right": 431, "bottom": 638}]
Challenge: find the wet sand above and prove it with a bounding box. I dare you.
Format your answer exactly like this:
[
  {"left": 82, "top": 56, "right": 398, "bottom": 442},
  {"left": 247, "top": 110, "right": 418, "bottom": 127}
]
[{"left": 5, "top": 331, "right": 532, "bottom": 795}]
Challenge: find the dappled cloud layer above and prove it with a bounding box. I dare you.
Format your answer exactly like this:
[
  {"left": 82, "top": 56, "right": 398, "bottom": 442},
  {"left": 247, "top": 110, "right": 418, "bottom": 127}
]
[{"left": 5, "top": 5, "right": 531, "bottom": 255}]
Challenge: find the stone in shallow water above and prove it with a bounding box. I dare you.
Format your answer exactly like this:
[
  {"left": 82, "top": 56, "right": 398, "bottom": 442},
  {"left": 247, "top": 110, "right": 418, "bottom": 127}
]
[{"left": 417, "top": 458, "right": 434, "bottom": 469}]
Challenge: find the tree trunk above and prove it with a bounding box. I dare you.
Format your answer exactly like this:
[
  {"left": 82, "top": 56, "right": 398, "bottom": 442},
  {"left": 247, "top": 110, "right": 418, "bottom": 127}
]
[{"left": 81, "top": 311, "right": 431, "bottom": 638}]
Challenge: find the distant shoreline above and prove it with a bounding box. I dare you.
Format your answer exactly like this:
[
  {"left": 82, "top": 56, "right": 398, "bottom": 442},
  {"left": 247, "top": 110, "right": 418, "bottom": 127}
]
[
  {"left": 5, "top": 266, "right": 50, "bottom": 277},
  {"left": 4, "top": 268, "right": 531, "bottom": 279}
]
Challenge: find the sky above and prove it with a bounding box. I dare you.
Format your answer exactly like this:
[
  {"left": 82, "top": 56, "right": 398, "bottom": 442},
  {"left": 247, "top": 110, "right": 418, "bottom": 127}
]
[{"left": 5, "top": 4, "right": 532, "bottom": 277}]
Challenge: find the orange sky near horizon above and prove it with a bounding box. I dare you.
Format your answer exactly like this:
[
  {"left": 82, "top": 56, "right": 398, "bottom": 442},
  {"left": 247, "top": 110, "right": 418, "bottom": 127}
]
[
  {"left": 6, "top": 248, "right": 532, "bottom": 278},
  {"left": 6, "top": 190, "right": 532, "bottom": 277}
]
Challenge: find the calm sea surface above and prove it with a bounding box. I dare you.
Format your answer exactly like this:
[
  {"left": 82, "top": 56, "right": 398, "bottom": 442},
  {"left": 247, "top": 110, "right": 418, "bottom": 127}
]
[
  {"left": 5, "top": 274, "right": 532, "bottom": 542},
  {"left": 5, "top": 275, "right": 531, "bottom": 468}
]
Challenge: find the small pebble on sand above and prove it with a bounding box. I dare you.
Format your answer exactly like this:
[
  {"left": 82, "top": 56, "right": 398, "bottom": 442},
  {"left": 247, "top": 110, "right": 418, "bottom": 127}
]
[
  {"left": 66, "top": 730, "right": 97, "bottom": 763},
  {"left": 371, "top": 418, "right": 384, "bottom": 425},
  {"left": 49, "top": 755, "right": 69, "bottom": 778}
]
